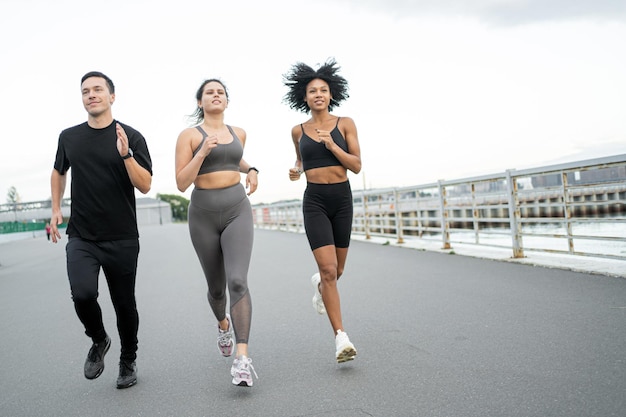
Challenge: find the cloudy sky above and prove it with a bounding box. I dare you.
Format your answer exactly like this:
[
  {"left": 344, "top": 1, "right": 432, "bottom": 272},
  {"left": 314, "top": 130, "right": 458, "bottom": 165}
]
[{"left": 1, "top": 0, "right": 625, "bottom": 205}]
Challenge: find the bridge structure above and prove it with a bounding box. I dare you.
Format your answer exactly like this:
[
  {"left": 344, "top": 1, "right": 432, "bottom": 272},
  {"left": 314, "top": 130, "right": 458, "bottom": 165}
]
[
  {"left": 254, "top": 154, "right": 626, "bottom": 262},
  {"left": 1, "top": 223, "right": 624, "bottom": 417}
]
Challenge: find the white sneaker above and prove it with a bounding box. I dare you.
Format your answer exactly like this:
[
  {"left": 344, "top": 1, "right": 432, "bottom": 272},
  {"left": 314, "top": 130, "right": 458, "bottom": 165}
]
[
  {"left": 311, "top": 273, "right": 326, "bottom": 315},
  {"left": 217, "top": 314, "right": 234, "bottom": 357},
  {"left": 335, "top": 330, "right": 357, "bottom": 363},
  {"left": 231, "top": 355, "right": 258, "bottom": 387}
]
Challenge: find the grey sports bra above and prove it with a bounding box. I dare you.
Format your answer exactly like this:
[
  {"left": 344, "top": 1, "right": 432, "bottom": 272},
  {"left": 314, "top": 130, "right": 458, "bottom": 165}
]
[{"left": 193, "top": 125, "right": 243, "bottom": 175}]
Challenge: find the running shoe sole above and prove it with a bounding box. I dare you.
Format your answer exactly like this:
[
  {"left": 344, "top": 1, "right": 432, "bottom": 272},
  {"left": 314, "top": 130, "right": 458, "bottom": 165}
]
[
  {"left": 117, "top": 378, "right": 137, "bottom": 389},
  {"left": 232, "top": 378, "right": 253, "bottom": 387},
  {"left": 336, "top": 346, "right": 357, "bottom": 363}
]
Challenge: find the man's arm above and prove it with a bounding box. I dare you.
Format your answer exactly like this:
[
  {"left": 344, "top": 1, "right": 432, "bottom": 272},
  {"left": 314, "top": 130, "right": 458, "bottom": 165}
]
[
  {"left": 50, "top": 169, "right": 66, "bottom": 243},
  {"left": 124, "top": 157, "right": 152, "bottom": 194},
  {"left": 116, "top": 123, "right": 152, "bottom": 194}
]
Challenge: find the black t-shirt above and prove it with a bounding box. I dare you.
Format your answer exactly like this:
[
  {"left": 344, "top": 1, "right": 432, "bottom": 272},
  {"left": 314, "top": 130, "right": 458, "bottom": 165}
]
[{"left": 53, "top": 120, "right": 153, "bottom": 241}]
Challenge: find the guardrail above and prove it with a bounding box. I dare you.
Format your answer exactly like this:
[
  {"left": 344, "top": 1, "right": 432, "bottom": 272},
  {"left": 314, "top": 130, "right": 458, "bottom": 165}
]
[
  {"left": 252, "top": 154, "right": 626, "bottom": 261},
  {"left": 0, "top": 197, "right": 171, "bottom": 234}
]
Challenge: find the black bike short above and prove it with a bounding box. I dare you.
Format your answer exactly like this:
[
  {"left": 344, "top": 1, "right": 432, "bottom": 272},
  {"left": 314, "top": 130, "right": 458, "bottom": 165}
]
[{"left": 302, "top": 181, "right": 353, "bottom": 250}]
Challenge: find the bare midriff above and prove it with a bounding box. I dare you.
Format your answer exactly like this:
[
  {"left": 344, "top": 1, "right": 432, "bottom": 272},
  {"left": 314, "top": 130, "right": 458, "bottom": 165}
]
[
  {"left": 194, "top": 171, "right": 241, "bottom": 189},
  {"left": 305, "top": 165, "right": 348, "bottom": 184}
]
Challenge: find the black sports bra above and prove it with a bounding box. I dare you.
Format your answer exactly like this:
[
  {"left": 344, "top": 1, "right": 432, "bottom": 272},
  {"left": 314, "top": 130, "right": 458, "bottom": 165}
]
[
  {"left": 193, "top": 125, "right": 243, "bottom": 175},
  {"left": 299, "top": 118, "right": 348, "bottom": 171}
]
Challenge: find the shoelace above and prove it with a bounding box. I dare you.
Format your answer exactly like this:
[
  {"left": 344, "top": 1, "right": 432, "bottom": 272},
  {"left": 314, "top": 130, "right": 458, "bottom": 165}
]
[
  {"left": 87, "top": 343, "right": 104, "bottom": 361},
  {"left": 336, "top": 332, "right": 348, "bottom": 345},
  {"left": 218, "top": 328, "right": 232, "bottom": 346},
  {"left": 315, "top": 295, "right": 324, "bottom": 306},
  {"left": 235, "top": 357, "right": 259, "bottom": 379}
]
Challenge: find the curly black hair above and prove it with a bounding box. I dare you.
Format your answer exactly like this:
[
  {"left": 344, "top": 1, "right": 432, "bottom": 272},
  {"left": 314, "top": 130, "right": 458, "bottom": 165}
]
[{"left": 282, "top": 58, "right": 349, "bottom": 113}]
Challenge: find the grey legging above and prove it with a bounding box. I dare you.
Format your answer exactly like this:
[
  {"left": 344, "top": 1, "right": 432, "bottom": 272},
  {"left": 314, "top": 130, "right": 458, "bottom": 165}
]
[{"left": 188, "top": 183, "right": 253, "bottom": 344}]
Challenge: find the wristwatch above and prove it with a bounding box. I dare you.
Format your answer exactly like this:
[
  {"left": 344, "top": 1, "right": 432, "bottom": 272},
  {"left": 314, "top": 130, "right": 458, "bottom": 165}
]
[{"left": 122, "top": 149, "right": 134, "bottom": 160}]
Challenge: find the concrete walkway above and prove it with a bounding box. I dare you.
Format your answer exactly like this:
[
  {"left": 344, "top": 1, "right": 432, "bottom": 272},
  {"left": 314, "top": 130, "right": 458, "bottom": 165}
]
[
  {"left": 350, "top": 234, "right": 626, "bottom": 279},
  {"left": 1, "top": 223, "right": 624, "bottom": 417}
]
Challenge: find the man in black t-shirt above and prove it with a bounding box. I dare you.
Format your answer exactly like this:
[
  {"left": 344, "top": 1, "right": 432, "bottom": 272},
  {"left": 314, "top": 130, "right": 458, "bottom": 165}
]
[{"left": 50, "top": 71, "right": 152, "bottom": 389}]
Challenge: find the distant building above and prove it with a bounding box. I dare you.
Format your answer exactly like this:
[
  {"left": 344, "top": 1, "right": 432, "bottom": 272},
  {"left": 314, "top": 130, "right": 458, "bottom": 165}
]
[
  {"left": 531, "top": 166, "right": 626, "bottom": 187},
  {"left": 136, "top": 197, "right": 173, "bottom": 225}
]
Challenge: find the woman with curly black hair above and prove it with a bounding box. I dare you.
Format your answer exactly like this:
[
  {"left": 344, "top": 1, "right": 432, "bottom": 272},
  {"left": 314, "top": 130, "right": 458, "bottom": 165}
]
[{"left": 283, "top": 58, "right": 362, "bottom": 363}]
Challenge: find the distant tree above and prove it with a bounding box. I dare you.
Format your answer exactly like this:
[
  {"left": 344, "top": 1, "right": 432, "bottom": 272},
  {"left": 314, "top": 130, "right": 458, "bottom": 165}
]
[
  {"left": 7, "top": 186, "right": 20, "bottom": 204},
  {"left": 157, "top": 193, "right": 189, "bottom": 222}
]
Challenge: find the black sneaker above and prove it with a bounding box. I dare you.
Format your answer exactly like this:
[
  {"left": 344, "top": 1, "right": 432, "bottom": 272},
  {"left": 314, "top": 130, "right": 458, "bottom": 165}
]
[
  {"left": 84, "top": 335, "right": 111, "bottom": 379},
  {"left": 116, "top": 360, "right": 137, "bottom": 389}
]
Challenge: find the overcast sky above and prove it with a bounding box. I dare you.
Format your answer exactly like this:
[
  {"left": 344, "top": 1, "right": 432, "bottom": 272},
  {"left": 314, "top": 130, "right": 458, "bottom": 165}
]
[{"left": 1, "top": 0, "right": 625, "bottom": 205}]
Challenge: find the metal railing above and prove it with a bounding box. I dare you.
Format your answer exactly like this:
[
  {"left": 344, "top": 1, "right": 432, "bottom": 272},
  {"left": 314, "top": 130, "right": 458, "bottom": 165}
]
[
  {"left": 252, "top": 154, "right": 626, "bottom": 261},
  {"left": 0, "top": 197, "right": 171, "bottom": 231}
]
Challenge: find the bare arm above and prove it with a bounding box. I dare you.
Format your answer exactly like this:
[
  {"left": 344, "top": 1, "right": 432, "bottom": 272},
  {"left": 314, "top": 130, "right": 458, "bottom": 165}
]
[
  {"left": 123, "top": 158, "right": 152, "bottom": 194},
  {"left": 50, "top": 169, "right": 66, "bottom": 243},
  {"left": 239, "top": 158, "right": 258, "bottom": 195},
  {"left": 232, "top": 128, "right": 258, "bottom": 195},
  {"left": 288, "top": 125, "right": 304, "bottom": 181},
  {"left": 116, "top": 123, "right": 152, "bottom": 194},
  {"left": 175, "top": 128, "right": 218, "bottom": 192}
]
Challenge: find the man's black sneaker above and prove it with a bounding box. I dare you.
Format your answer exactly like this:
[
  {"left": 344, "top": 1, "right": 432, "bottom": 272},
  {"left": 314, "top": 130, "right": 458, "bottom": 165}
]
[
  {"left": 84, "top": 335, "right": 111, "bottom": 379},
  {"left": 116, "top": 360, "right": 137, "bottom": 389}
]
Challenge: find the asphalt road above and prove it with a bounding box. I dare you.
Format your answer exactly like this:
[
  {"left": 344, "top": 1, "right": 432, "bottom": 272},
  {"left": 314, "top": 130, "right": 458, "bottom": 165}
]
[{"left": 1, "top": 223, "right": 625, "bottom": 417}]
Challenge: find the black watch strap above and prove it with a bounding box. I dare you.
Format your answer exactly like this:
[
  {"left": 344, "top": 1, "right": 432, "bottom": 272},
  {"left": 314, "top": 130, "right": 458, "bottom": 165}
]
[{"left": 122, "top": 149, "right": 134, "bottom": 160}]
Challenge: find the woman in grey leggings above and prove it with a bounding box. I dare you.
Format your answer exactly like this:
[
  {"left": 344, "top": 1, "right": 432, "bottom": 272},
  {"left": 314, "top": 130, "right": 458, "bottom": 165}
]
[{"left": 175, "top": 78, "right": 259, "bottom": 387}]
